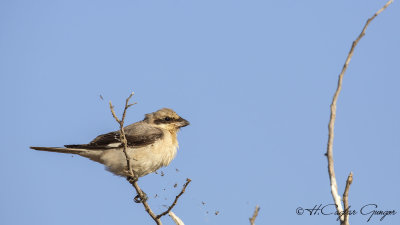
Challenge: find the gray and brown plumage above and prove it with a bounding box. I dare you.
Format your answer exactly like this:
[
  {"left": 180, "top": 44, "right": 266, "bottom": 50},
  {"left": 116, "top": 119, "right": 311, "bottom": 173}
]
[{"left": 30, "top": 108, "right": 189, "bottom": 177}]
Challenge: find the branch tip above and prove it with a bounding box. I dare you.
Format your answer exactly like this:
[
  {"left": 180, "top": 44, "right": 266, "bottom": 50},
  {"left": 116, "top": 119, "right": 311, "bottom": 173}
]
[
  {"left": 157, "top": 178, "right": 192, "bottom": 219},
  {"left": 249, "top": 205, "right": 260, "bottom": 225}
]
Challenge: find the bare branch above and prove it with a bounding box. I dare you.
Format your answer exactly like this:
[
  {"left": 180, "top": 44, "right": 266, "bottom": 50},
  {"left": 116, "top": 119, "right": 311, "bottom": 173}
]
[
  {"left": 109, "top": 93, "right": 162, "bottom": 225},
  {"left": 326, "top": 1, "right": 392, "bottom": 224},
  {"left": 127, "top": 103, "right": 137, "bottom": 108},
  {"left": 121, "top": 92, "right": 135, "bottom": 125},
  {"left": 249, "top": 205, "right": 260, "bottom": 225},
  {"left": 109, "top": 102, "right": 121, "bottom": 123},
  {"left": 169, "top": 211, "right": 185, "bottom": 225},
  {"left": 157, "top": 178, "right": 192, "bottom": 219},
  {"left": 109, "top": 92, "right": 191, "bottom": 225},
  {"left": 109, "top": 99, "right": 133, "bottom": 177},
  {"left": 128, "top": 177, "right": 161, "bottom": 225},
  {"left": 342, "top": 172, "right": 353, "bottom": 225}
]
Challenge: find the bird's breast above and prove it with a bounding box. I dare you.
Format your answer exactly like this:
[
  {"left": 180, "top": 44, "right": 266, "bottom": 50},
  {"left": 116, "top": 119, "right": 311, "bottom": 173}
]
[
  {"left": 94, "top": 130, "right": 179, "bottom": 177},
  {"left": 128, "top": 131, "right": 178, "bottom": 177}
]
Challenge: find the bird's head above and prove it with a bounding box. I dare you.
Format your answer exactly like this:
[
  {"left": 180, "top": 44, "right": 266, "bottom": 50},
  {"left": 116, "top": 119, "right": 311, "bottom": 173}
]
[{"left": 144, "top": 108, "right": 190, "bottom": 131}]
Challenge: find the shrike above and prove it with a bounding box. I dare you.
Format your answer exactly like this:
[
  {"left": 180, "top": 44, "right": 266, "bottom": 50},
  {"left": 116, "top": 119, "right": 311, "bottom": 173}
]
[{"left": 31, "top": 108, "right": 189, "bottom": 178}]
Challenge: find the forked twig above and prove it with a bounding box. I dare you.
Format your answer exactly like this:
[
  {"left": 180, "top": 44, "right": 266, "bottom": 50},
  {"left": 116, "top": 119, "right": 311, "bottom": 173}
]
[
  {"left": 109, "top": 92, "right": 136, "bottom": 177},
  {"left": 109, "top": 92, "right": 161, "bottom": 224},
  {"left": 109, "top": 92, "right": 191, "bottom": 225},
  {"left": 157, "top": 178, "right": 192, "bottom": 219}
]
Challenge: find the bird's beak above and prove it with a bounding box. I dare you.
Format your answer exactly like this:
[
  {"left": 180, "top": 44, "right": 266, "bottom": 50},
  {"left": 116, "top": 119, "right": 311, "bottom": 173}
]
[{"left": 177, "top": 118, "right": 190, "bottom": 128}]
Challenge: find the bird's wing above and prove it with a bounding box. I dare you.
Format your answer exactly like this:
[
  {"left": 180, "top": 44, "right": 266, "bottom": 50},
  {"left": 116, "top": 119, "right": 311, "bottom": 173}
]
[{"left": 65, "top": 123, "right": 163, "bottom": 149}]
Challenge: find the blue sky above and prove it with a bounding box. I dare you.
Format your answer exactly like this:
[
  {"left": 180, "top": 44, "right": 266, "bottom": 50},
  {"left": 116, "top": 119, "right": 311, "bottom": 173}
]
[{"left": 1, "top": 0, "right": 399, "bottom": 225}]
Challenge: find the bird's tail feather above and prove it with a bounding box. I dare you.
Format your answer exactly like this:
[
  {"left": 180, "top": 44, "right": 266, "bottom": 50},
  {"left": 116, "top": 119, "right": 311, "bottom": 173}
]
[{"left": 30, "top": 146, "right": 86, "bottom": 154}]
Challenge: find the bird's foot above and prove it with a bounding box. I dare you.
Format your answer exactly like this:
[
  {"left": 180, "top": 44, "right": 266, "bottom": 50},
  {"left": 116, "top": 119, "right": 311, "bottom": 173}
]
[
  {"left": 134, "top": 192, "right": 148, "bottom": 203},
  {"left": 126, "top": 175, "right": 138, "bottom": 183}
]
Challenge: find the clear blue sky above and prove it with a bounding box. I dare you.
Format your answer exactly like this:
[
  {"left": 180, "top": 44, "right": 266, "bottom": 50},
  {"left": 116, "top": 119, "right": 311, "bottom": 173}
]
[{"left": 1, "top": 1, "right": 399, "bottom": 225}]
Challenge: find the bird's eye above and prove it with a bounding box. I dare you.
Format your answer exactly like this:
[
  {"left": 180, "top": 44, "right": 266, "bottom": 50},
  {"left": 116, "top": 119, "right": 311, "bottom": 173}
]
[{"left": 164, "top": 117, "right": 171, "bottom": 121}]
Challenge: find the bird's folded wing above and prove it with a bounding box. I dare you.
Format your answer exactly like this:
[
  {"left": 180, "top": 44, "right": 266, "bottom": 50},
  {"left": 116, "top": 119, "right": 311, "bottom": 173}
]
[{"left": 65, "top": 123, "right": 163, "bottom": 149}]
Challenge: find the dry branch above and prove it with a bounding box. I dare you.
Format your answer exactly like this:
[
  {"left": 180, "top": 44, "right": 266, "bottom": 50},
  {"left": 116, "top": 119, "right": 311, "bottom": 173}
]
[
  {"left": 109, "top": 92, "right": 161, "bottom": 224},
  {"left": 109, "top": 92, "right": 191, "bottom": 225},
  {"left": 249, "top": 205, "right": 260, "bottom": 225},
  {"left": 157, "top": 178, "right": 192, "bottom": 219},
  {"left": 325, "top": 1, "right": 392, "bottom": 225},
  {"left": 169, "top": 211, "right": 185, "bottom": 225},
  {"left": 342, "top": 172, "right": 353, "bottom": 225},
  {"left": 109, "top": 92, "right": 136, "bottom": 177}
]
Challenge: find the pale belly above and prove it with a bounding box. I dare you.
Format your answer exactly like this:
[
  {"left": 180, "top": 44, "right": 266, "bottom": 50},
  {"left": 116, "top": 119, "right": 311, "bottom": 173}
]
[{"left": 80, "top": 139, "right": 178, "bottom": 177}]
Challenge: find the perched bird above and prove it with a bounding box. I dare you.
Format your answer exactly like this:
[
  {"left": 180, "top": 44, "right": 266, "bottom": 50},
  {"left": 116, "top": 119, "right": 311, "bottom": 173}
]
[{"left": 31, "top": 108, "right": 189, "bottom": 178}]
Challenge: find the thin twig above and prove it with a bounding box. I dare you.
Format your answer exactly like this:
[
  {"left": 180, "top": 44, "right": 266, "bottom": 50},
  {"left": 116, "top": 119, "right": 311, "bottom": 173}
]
[
  {"left": 109, "top": 92, "right": 135, "bottom": 178},
  {"left": 109, "top": 92, "right": 162, "bottom": 225},
  {"left": 249, "top": 205, "right": 260, "bottom": 225},
  {"left": 157, "top": 178, "right": 192, "bottom": 219},
  {"left": 128, "top": 178, "right": 161, "bottom": 225},
  {"left": 342, "top": 172, "right": 353, "bottom": 225},
  {"left": 326, "top": 1, "right": 392, "bottom": 224}
]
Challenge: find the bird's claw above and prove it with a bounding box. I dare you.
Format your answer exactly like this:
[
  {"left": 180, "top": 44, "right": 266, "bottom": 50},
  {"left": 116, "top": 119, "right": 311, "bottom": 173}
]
[
  {"left": 126, "top": 175, "right": 138, "bottom": 183},
  {"left": 134, "top": 193, "right": 148, "bottom": 203}
]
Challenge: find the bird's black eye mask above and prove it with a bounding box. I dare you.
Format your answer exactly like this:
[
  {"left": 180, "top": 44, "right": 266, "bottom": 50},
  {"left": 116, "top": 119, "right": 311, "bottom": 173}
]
[{"left": 154, "top": 117, "right": 184, "bottom": 125}]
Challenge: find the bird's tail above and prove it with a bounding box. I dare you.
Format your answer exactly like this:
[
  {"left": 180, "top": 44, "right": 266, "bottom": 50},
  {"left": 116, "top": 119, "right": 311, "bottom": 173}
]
[{"left": 30, "top": 146, "right": 87, "bottom": 154}]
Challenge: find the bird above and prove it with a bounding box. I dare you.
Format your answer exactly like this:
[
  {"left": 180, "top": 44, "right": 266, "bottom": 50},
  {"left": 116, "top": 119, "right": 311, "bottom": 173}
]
[{"left": 30, "top": 108, "right": 189, "bottom": 178}]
